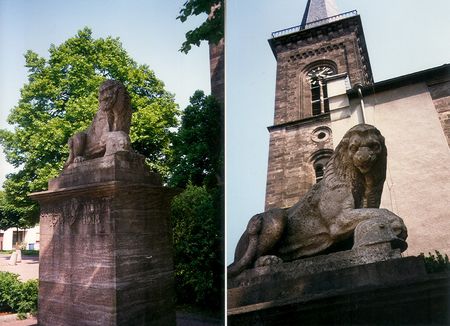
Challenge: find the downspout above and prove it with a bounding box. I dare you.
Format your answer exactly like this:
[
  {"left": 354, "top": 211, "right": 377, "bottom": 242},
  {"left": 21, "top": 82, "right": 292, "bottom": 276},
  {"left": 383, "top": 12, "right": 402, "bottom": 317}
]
[{"left": 355, "top": 84, "right": 366, "bottom": 124}]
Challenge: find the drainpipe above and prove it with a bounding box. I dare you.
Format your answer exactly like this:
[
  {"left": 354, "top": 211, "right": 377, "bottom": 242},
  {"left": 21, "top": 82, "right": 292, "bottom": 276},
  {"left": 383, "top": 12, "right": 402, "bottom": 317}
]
[{"left": 355, "top": 84, "right": 366, "bottom": 124}]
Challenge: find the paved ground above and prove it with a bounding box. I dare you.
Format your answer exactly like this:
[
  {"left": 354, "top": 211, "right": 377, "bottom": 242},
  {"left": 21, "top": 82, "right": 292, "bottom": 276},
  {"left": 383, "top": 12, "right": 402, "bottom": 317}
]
[
  {"left": 0, "top": 316, "right": 37, "bottom": 325},
  {"left": 0, "top": 314, "right": 222, "bottom": 325},
  {"left": 0, "top": 254, "right": 39, "bottom": 281},
  {"left": 0, "top": 253, "right": 223, "bottom": 325}
]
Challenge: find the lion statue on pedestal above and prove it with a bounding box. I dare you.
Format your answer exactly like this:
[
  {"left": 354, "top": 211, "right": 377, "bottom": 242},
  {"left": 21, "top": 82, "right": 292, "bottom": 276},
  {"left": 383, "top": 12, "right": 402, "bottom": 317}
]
[
  {"left": 64, "top": 80, "right": 132, "bottom": 168},
  {"left": 228, "top": 124, "right": 408, "bottom": 277}
]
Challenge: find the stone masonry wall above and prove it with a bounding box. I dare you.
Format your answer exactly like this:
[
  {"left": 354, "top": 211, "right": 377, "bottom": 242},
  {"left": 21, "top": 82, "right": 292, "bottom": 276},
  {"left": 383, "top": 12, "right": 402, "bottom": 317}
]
[
  {"left": 209, "top": 38, "right": 225, "bottom": 106},
  {"left": 428, "top": 80, "right": 450, "bottom": 147},
  {"left": 266, "top": 17, "right": 370, "bottom": 209},
  {"left": 265, "top": 118, "right": 333, "bottom": 210},
  {"left": 34, "top": 181, "right": 176, "bottom": 326},
  {"left": 271, "top": 17, "right": 371, "bottom": 126}
]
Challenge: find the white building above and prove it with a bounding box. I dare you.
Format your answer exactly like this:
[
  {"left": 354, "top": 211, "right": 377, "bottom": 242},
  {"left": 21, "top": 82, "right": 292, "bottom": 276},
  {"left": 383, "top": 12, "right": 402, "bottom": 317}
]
[{"left": 0, "top": 225, "right": 40, "bottom": 251}]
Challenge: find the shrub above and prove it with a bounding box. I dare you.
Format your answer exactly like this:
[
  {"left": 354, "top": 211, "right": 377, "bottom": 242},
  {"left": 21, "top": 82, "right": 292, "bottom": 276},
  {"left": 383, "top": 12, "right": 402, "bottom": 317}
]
[
  {"left": 21, "top": 250, "right": 39, "bottom": 256},
  {"left": 0, "top": 272, "right": 19, "bottom": 312},
  {"left": 171, "top": 185, "right": 222, "bottom": 307},
  {"left": 422, "top": 250, "right": 450, "bottom": 273},
  {"left": 0, "top": 272, "right": 38, "bottom": 317}
]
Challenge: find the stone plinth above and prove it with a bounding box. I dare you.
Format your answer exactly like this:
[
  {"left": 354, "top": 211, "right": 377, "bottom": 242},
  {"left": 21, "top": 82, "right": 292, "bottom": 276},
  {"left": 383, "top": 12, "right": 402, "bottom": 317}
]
[
  {"left": 48, "top": 151, "right": 162, "bottom": 191},
  {"left": 30, "top": 152, "right": 176, "bottom": 326},
  {"left": 228, "top": 249, "right": 450, "bottom": 325}
]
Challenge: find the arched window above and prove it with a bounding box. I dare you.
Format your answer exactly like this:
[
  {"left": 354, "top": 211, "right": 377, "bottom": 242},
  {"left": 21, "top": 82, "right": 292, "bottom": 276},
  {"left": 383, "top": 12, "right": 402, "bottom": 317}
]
[
  {"left": 306, "top": 65, "right": 336, "bottom": 116},
  {"left": 310, "top": 148, "right": 334, "bottom": 183},
  {"left": 314, "top": 163, "right": 325, "bottom": 182}
]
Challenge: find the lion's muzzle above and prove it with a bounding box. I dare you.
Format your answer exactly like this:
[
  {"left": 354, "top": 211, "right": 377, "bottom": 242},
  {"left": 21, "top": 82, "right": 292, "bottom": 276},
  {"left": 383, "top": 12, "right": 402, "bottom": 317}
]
[{"left": 354, "top": 147, "right": 376, "bottom": 173}]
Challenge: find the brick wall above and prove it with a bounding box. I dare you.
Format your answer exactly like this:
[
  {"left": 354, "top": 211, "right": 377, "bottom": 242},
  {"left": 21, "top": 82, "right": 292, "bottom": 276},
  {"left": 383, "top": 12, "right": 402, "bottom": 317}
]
[
  {"left": 428, "top": 81, "right": 450, "bottom": 147},
  {"left": 270, "top": 16, "right": 372, "bottom": 126},
  {"left": 209, "top": 38, "right": 225, "bottom": 106},
  {"left": 265, "top": 16, "right": 370, "bottom": 209},
  {"left": 265, "top": 117, "right": 333, "bottom": 210}
]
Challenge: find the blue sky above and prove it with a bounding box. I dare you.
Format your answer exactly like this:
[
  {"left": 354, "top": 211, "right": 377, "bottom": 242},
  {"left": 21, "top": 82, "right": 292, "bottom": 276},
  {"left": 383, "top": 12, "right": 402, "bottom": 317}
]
[
  {"left": 226, "top": 0, "right": 450, "bottom": 263},
  {"left": 0, "top": 0, "right": 210, "bottom": 185}
]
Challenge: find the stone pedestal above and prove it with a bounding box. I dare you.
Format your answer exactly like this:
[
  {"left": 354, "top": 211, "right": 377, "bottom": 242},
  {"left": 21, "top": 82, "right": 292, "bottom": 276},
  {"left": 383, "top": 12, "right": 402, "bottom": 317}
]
[
  {"left": 30, "top": 152, "right": 176, "bottom": 326},
  {"left": 228, "top": 248, "right": 450, "bottom": 325}
]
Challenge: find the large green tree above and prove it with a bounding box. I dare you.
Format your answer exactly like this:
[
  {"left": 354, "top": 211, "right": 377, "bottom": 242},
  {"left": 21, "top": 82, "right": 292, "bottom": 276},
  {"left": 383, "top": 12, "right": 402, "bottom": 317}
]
[
  {"left": 171, "top": 185, "right": 222, "bottom": 307},
  {"left": 177, "top": 0, "right": 224, "bottom": 53},
  {"left": 0, "top": 191, "right": 25, "bottom": 231},
  {"left": 0, "top": 27, "right": 179, "bottom": 226},
  {"left": 169, "top": 90, "right": 222, "bottom": 189},
  {"left": 174, "top": 2, "right": 224, "bottom": 310},
  {"left": 169, "top": 90, "right": 223, "bottom": 308}
]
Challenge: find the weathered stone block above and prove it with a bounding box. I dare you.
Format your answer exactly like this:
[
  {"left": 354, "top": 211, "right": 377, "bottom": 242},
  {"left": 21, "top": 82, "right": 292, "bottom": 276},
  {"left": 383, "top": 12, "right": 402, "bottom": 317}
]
[
  {"left": 31, "top": 153, "right": 176, "bottom": 326},
  {"left": 228, "top": 255, "right": 450, "bottom": 325},
  {"left": 265, "top": 119, "right": 333, "bottom": 209}
]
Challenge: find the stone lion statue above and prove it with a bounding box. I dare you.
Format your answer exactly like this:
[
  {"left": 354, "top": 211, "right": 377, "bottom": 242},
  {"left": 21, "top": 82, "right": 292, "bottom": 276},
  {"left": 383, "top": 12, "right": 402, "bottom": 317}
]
[
  {"left": 64, "top": 80, "right": 132, "bottom": 168},
  {"left": 228, "top": 124, "right": 408, "bottom": 277}
]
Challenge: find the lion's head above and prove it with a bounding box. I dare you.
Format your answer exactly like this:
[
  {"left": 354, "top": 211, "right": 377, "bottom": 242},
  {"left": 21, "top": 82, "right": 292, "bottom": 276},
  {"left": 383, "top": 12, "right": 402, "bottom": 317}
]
[
  {"left": 98, "top": 80, "right": 132, "bottom": 133},
  {"left": 326, "top": 124, "right": 387, "bottom": 208},
  {"left": 344, "top": 124, "right": 386, "bottom": 174}
]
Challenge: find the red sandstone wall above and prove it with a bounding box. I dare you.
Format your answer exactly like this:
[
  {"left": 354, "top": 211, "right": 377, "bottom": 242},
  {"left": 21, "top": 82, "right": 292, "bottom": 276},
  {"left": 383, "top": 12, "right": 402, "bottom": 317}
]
[{"left": 429, "top": 80, "right": 450, "bottom": 147}]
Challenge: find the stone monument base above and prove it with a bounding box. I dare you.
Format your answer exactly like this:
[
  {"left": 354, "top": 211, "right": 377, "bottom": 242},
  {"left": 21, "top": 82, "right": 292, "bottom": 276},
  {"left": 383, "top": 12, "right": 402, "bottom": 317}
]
[
  {"left": 228, "top": 248, "right": 450, "bottom": 325},
  {"left": 31, "top": 152, "right": 177, "bottom": 326}
]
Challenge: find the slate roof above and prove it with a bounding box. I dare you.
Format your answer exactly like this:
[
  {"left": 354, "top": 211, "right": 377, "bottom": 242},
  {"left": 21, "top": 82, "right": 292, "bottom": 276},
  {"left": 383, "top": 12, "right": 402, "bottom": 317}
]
[{"left": 301, "top": 0, "right": 339, "bottom": 25}]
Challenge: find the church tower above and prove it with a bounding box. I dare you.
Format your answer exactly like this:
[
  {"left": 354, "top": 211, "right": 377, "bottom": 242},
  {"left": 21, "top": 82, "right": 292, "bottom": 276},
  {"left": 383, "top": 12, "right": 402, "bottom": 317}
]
[{"left": 265, "top": 0, "right": 373, "bottom": 209}]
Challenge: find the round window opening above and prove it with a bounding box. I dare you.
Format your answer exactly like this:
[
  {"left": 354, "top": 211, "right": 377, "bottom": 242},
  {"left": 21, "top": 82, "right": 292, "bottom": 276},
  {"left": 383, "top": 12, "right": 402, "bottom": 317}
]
[{"left": 311, "top": 127, "right": 331, "bottom": 143}]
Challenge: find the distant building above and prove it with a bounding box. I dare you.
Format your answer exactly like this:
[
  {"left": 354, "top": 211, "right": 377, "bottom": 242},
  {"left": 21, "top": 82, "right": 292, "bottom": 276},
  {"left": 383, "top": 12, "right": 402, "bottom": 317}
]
[
  {"left": 0, "top": 225, "right": 40, "bottom": 251},
  {"left": 265, "top": 0, "right": 450, "bottom": 256}
]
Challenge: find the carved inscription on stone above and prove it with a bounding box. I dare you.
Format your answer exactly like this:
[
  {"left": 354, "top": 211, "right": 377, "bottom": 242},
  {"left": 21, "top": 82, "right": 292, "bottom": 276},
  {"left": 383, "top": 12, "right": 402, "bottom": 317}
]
[
  {"left": 41, "top": 212, "right": 63, "bottom": 227},
  {"left": 41, "top": 197, "right": 110, "bottom": 229},
  {"left": 82, "top": 203, "right": 100, "bottom": 225},
  {"left": 66, "top": 198, "right": 80, "bottom": 225},
  {"left": 79, "top": 200, "right": 107, "bottom": 225}
]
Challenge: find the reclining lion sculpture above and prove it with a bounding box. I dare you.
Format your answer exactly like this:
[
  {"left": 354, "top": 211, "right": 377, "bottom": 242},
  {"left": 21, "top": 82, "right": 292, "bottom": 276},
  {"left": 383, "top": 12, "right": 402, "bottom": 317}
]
[
  {"left": 228, "top": 124, "right": 407, "bottom": 277},
  {"left": 64, "top": 80, "right": 132, "bottom": 168}
]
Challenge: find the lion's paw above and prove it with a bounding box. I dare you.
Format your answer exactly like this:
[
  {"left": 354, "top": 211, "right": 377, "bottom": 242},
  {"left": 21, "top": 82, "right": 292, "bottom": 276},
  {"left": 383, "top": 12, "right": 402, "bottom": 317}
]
[
  {"left": 73, "top": 156, "right": 85, "bottom": 163},
  {"left": 254, "top": 255, "right": 283, "bottom": 267},
  {"left": 383, "top": 211, "right": 408, "bottom": 240}
]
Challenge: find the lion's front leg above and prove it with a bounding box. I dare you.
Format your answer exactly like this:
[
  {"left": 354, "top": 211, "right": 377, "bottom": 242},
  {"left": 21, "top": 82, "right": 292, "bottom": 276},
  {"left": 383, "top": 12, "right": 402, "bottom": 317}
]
[{"left": 64, "top": 132, "right": 87, "bottom": 168}]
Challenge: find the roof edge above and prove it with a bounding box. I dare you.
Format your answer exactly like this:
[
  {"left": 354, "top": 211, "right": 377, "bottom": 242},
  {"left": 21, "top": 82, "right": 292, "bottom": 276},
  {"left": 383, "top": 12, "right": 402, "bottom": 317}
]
[{"left": 348, "top": 64, "right": 450, "bottom": 98}]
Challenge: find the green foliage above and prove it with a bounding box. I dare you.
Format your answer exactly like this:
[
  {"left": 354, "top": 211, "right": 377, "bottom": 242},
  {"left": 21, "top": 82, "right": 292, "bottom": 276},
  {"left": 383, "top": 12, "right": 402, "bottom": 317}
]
[
  {"left": 177, "top": 0, "right": 224, "bottom": 53},
  {"left": 0, "top": 272, "right": 38, "bottom": 316},
  {"left": 169, "top": 90, "right": 224, "bottom": 309},
  {"left": 15, "top": 279, "right": 38, "bottom": 317},
  {"left": 0, "top": 191, "right": 31, "bottom": 230},
  {"left": 422, "top": 250, "right": 450, "bottom": 273},
  {"left": 21, "top": 250, "right": 39, "bottom": 256},
  {"left": 169, "top": 90, "right": 223, "bottom": 189},
  {"left": 171, "top": 185, "right": 222, "bottom": 307},
  {"left": 0, "top": 27, "right": 179, "bottom": 226},
  {"left": 0, "top": 272, "right": 18, "bottom": 312}
]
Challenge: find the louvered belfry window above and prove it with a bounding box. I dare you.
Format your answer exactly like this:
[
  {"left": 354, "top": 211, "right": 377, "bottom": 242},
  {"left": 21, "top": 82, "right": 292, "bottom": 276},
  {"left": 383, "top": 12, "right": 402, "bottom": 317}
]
[{"left": 307, "top": 65, "right": 335, "bottom": 116}]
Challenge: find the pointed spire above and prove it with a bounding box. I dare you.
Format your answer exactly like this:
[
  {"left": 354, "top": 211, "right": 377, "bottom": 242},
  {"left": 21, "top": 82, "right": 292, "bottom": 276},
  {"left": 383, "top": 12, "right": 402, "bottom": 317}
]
[{"left": 301, "top": 0, "right": 339, "bottom": 26}]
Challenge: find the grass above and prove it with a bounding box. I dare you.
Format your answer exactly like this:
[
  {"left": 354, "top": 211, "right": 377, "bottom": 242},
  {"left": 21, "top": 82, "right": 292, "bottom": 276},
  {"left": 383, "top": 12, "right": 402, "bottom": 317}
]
[{"left": 0, "top": 250, "right": 39, "bottom": 256}]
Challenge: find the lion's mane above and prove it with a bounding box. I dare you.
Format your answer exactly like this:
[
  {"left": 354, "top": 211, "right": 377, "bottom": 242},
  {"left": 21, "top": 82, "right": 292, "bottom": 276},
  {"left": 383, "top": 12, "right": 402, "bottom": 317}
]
[
  {"left": 97, "top": 79, "right": 132, "bottom": 134},
  {"left": 323, "top": 124, "right": 387, "bottom": 208}
]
